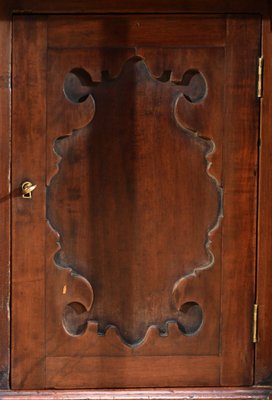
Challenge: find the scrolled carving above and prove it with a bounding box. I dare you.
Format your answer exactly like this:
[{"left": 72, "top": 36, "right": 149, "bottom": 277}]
[{"left": 47, "top": 56, "right": 222, "bottom": 346}]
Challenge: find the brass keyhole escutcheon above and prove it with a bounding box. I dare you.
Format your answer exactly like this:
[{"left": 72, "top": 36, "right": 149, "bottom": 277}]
[{"left": 21, "top": 181, "right": 37, "bottom": 199}]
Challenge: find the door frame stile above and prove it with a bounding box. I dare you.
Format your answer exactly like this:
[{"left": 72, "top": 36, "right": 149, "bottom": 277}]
[{"left": 255, "top": 16, "right": 272, "bottom": 385}]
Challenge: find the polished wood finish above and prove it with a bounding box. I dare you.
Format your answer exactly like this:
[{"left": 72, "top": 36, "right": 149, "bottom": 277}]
[
  {"left": 46, "top": 356, "right": 220, "bottom": 388},
  {"left": 0, "top": 0, "right": 272, "bottom": 395},
  {"left": 11, "top": 14, "right": 260, "bottom": 389},
  {"left": 12, "top": 16, "right": 47, "bottom": 389},
  {"left": 47, "top": 15, "right": 226, "bottom": 48},
  {"left": 220, "top": 16, "right": 260, "bottom": 386},
  {"left": 47, "top": 53, "right": 221, "bottom": 346}
]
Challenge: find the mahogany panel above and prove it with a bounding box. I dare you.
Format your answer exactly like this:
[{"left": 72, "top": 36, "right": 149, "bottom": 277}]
[
  {"left": 47, "top": 56, "right": 221, "bottom": 345},
  {"left": 0, "top": 0, "right": 270, "bottom": 393},
  {"left": 46, "top": 356, "right": 220, "bottom": 388},
  {"left": 12, "top": 16, "right": 47, "bottom": 389},
  {"left": 0, "top": 6, "right": 11, "bottom": 390},
  {"left": 45, "top": 46, "right": 224, "bottom": 359},
  {"left": 220, "top": 16, "right": 261, "bottom": 385},
  {"left": 47, "top": 15, "right": 226, "bottom": 48},
  {"left": 43, "top": 14, "right": 230, "bottom": 388},
  {"left": 255, "top": 18, "right": 272, "bottom": 385},
  {"left": 10, "top": 13, "right": 262, "bottom": 390}
]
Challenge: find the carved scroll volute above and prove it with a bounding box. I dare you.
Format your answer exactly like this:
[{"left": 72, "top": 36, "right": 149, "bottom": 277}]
[{"left": 47, "top": 56, "right": 222, "bottom": 346}]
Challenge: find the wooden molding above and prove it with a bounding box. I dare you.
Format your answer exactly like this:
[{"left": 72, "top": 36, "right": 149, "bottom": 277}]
[
  {"left": 0, "top": 388, "right": 271, "bottom": 400},
  {"left": 0, "top": 0, "right": 270, "bottom": 15}
]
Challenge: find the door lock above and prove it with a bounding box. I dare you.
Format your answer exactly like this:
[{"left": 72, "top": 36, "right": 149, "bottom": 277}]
[{"left": 21, "top": 181, "right": 37, "bottom": 199}]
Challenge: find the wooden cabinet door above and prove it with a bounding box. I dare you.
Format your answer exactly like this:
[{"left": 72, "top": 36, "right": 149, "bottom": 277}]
[{"left": 12, "top": 14, "right": 260, "bottom": 389}]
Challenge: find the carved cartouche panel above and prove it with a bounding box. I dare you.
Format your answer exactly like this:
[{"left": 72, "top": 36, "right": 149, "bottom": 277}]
[{"left": 47, "top": 57, "right": 221, "bottom": 345}]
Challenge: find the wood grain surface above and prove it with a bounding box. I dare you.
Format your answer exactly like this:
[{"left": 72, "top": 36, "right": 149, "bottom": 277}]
[
  {"left": 45, "top": 46, "right": 224, "bottom": 362},
  {"left": 47, "top": 15, "right": 226, "bottom": 48},
  {"left": 11, "top": 14, "right": 261, "bottom": 389},
  {"left": 220, "top": 16, "right": 261, "bottom": 386},
  {"left": 47, "top": 56, "right": 221, "bottom": 345},
  {"left": 0, "top": 0, "right": 270, "bottom": 392},
  {"left": 43, "top": 15, "right": 225, "bottom": 388},
  {"left": 2, "top": 4, "right": 271, "bottom": 393},
  {"left": 12, "top": 16, "right": 47, "bottom": 389}
]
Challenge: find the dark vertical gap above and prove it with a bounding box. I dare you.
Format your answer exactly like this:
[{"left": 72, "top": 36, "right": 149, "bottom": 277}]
[
  {"left": 219, "top": 46, "right": 226, "bottom": 359},
  {"left": 253, "top": 15, "right": 264, "bottom": 385},
  {"left": 8, "top": 14, "right": 13, "bottom": 391},
  {"left": 219, "top": 16, "right": 228, "bottom": 385},
  {"left": 44, "top": 15, "right": 48, "bottom": 389}
]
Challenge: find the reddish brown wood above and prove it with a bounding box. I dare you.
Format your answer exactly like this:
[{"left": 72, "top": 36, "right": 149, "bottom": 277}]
[
  {"left": 220, "top": 16, "right": 261, "bottom": 385},
  {"left": 47, "top": 56, "right": 220, "bottom": 345},
  {"left": 43, "top": 16, "right": 225, "bottom": 388},
  {"left": 11, "top": 14, "right": 261, "bottom": 390},
  {"left": 46, "top": 356, "right": 220, "bottom": 388},
  {"left": 12, "top": 16, "right": 47, "bottom": 389},
  {"left": 0, "top": 1, "right": 269, "bottom": 393},
  {"left": 0, "top": 0, "right": 269, "bottom": 394},
  {"left": 0, "top": 388, "right": 271, "bottom": 400},
  {"left": 47, "top": 15, "right": 226, "bottom": 48},
  {"left": 0, "top": 5, "right": 11, "bottom": 390},
  {"left": 255, "top": 18, "right": 272, "bottom": 385}
]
